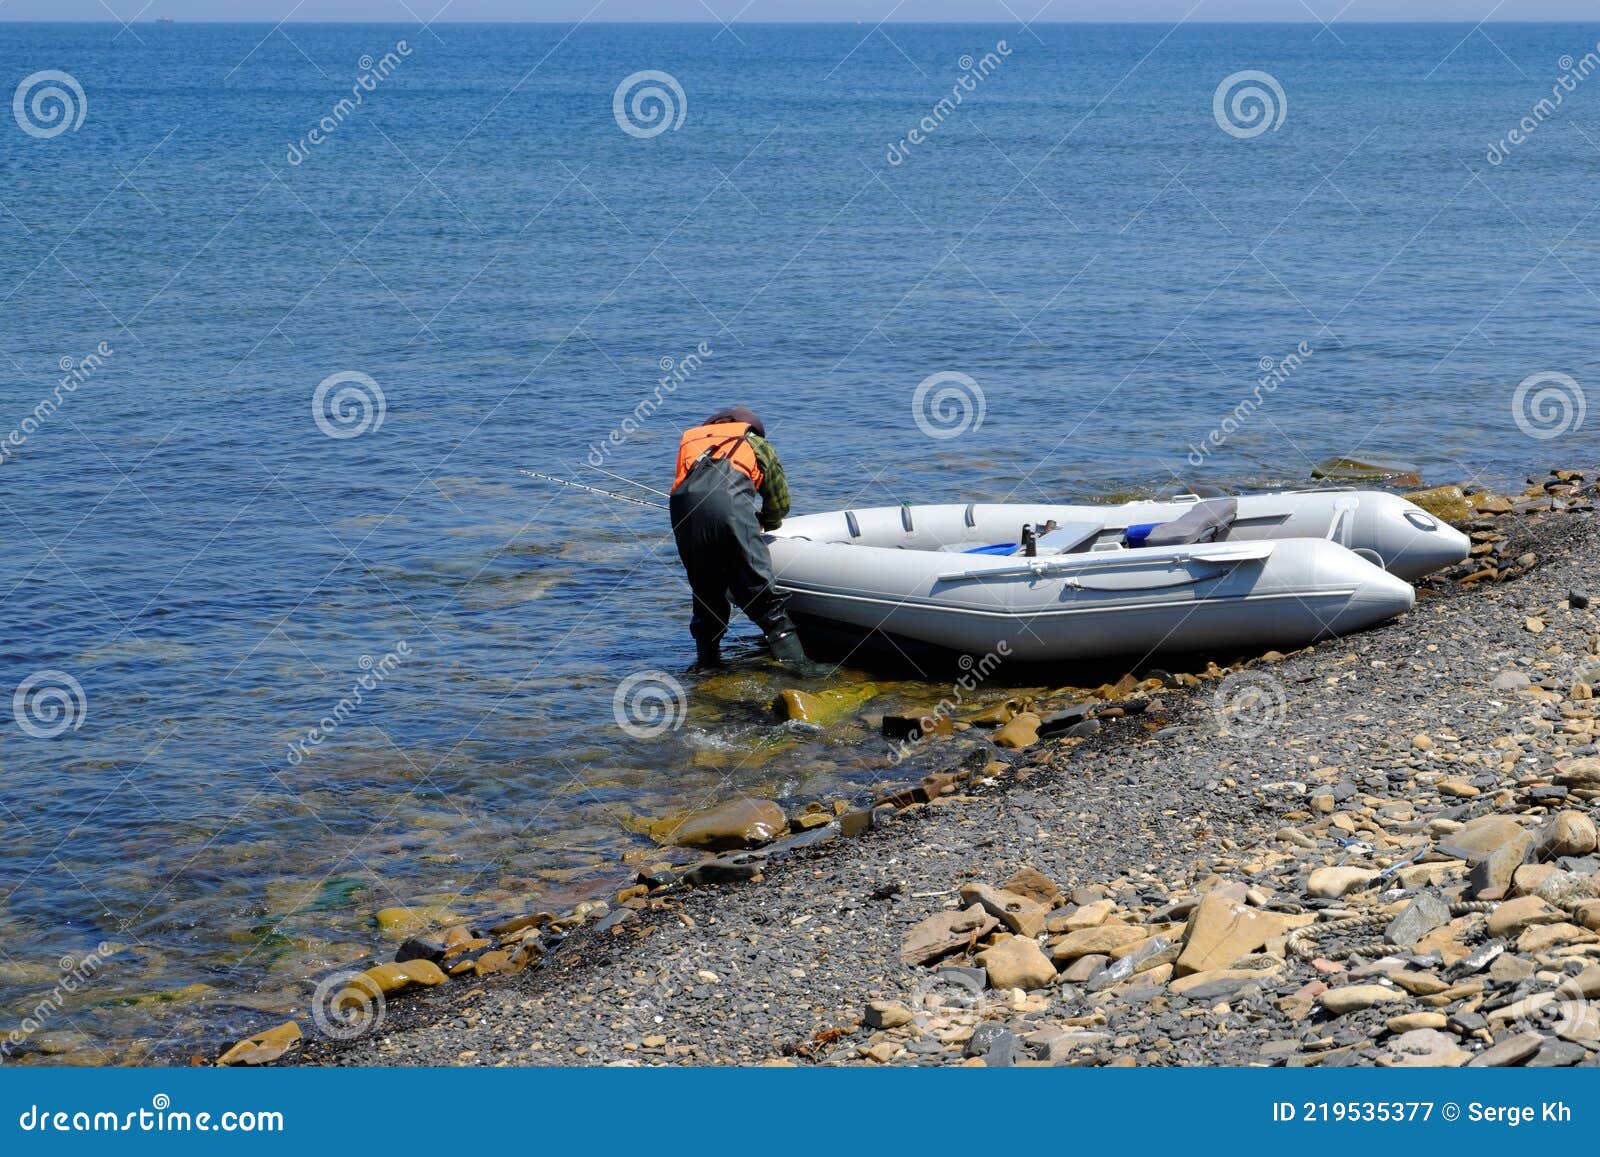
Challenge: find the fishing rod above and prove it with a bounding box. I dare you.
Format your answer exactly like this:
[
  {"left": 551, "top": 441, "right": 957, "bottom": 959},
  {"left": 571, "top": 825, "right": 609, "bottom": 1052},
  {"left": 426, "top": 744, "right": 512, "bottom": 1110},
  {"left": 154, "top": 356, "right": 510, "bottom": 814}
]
[
  {"left": 584, "top": 464, "right": 670, "bottom": 499},
  {"left": 518, "top": 469, "right": 667, "bottom": 510}
]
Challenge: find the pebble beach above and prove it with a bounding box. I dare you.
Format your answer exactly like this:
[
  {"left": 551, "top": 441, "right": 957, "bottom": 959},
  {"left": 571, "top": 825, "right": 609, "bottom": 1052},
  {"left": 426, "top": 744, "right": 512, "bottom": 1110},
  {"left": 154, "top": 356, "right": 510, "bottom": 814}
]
[{"left": 202, "top": 467, "right": 1600, "bottom": 1069}]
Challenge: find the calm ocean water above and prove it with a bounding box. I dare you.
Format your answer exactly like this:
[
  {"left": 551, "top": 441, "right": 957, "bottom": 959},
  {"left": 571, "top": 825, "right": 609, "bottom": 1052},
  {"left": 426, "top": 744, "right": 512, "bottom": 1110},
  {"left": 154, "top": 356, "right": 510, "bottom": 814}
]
[{"left": 1, "top": 20, "right": 1598, "bottom": 1060}]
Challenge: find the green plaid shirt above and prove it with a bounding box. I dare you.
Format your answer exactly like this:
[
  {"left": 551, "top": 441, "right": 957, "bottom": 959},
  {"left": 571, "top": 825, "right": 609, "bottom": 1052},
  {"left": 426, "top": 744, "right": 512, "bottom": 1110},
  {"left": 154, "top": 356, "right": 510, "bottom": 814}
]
[{"left": 747, "top": 433, "right": 790, "bottom": 530}]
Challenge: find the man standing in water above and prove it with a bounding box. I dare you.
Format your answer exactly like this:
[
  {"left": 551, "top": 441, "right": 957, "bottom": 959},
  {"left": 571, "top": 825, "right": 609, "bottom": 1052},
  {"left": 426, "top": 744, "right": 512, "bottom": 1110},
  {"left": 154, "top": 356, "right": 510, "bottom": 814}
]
[{"left": 669, "top": 406, "right": 818, "bottom": 672}]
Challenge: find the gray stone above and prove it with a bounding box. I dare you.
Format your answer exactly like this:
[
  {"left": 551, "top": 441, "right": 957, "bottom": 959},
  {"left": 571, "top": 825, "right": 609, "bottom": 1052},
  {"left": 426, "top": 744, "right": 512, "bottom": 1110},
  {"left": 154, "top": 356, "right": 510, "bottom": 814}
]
[
  {"left": 1528, "top": 1039, "right": 1588, "bottom": 1068},
  {"left": 1384, "top": 892, "right": 1451, "bottom": 947},
  {"left": 1467, "top": 1031, "right": 1545, "bottom": 1067}
]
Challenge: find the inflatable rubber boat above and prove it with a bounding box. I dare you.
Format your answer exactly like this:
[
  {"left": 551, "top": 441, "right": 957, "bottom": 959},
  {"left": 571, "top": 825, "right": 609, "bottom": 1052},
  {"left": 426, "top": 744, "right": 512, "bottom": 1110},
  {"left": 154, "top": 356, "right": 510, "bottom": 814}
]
[{"left": 766, "top": 490, "right": 1469, "bottom": 663}]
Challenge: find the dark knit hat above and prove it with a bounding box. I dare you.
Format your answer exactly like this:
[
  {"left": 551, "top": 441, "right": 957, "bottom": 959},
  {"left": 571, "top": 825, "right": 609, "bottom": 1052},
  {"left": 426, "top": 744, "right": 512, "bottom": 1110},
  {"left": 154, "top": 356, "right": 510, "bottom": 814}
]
[{"left": 701, "top": 406, "right": 765, "bottom": 438}]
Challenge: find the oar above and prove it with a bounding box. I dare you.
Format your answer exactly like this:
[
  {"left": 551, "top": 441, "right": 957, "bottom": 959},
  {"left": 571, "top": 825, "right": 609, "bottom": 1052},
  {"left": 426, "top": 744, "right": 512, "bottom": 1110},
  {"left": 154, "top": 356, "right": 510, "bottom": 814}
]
[{"left": 518, "top": 469, "right": 667, "bottom": 510}]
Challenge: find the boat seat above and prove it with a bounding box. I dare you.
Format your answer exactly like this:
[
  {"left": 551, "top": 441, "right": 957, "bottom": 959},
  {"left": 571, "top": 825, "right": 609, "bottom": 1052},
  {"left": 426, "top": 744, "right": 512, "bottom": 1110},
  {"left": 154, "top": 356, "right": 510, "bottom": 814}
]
[{"left": 1130, "top": 498, "right": 1238, "bottom": 548}]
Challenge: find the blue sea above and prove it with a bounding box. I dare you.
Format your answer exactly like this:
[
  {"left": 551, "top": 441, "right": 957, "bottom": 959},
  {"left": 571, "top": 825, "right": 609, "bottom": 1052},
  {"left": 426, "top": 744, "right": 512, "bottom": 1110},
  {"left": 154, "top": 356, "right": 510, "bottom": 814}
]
[{"left": 1, "top": 19, "right": 1597, "bottom": 1061}]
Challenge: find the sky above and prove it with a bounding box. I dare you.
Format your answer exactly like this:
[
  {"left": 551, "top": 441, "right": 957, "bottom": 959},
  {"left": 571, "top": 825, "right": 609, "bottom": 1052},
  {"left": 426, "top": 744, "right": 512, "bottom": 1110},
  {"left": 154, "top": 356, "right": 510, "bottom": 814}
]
[{"left": 2, "top": 1, "right": 1598, "bottom": 22}]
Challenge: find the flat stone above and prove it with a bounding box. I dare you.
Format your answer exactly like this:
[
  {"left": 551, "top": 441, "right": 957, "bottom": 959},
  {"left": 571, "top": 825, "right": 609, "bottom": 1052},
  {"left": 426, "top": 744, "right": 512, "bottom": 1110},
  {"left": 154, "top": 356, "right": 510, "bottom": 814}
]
[
  {"left": 1386, "top": 1011, "right": 1448, "bottom": 1033},
  {"left": 1319, "top": 984, "right": 1408, "bottom": 1016},
  {"left": 1378, "top": 1028, "right": 1470, "bottom": 1068},
  {"left": 1466, "top": 1031, "right": 1545, "bottom": 1067},
  {"left": 1170, "top": 968, "right": 1279, "bottom": 1001},
  {"left": 216, "top": 1020, "right": 301, "bottom": 1067},
  {"left": 1438, "top": 815, "right": 1528, "bottom": 860},
  {"left": 1176, "top": 891, "right": 1292, "bottom": 975},
  {"left": 900, "top": 904, "right": 999, "bottom": 966},
  {"left": 1050, "top": 923, "right": 1147, "bottom": 963},
  {"left": 976, "top": 937, "right": 1056, "bottom": 992},
  {"left": 1528, "top": 1039, "right": 1589, "bottom": 1068},
  {"left": 958, "top": 882, "right": 1049, "bottom": 938},
  {"left": 1049, "top": 899, "right": 1114, "bottom": 933}
]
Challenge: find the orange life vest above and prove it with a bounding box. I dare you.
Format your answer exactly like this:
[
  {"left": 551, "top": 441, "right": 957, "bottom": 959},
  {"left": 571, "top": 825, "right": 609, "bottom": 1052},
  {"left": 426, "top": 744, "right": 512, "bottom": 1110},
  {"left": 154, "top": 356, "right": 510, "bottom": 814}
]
[{"left": 672, "top": 422, "right": 763, "bottom": 493}]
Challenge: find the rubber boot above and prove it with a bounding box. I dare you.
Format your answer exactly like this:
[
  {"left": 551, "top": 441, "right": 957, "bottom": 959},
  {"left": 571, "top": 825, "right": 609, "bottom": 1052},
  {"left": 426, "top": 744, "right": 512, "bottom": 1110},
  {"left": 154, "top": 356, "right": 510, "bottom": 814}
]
[
  {"left": 767, "top": 629, "right": 831, "bottom": 680},
  {"left": 690, "top": 639, "right": 725, "bottom": 672}
]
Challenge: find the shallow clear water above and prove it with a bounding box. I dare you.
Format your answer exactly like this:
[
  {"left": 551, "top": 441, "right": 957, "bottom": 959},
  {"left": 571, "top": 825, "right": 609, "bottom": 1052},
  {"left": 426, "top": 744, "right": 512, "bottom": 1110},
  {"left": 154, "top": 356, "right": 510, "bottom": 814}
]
[{"left": 1, "top": 20, "right": 1598, "bottom": 1060}]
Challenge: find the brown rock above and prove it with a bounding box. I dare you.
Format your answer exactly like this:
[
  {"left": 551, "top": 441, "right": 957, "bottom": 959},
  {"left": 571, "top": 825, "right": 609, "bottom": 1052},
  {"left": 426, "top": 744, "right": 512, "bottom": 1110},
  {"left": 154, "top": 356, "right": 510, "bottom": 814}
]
[
  {"left": 656, "top": 798, "right": 788, "bottom": 851},
  {"left": 958, "top": 882, "right": 1049, "bottom": 937},
  {"left": 1469, "top": 831, "right": 1533, "bottom": 899},
  {"left": 217, "top": 1020, "right": 301, "bottom": 1066},
  {"left": 864, "top": 1000, "right": 914, "bottom": 1029},
  {"left": 976, "top": 937, "right": 1057, "bottom": 991},
  {"left": 1486, "top": 895, "right": 1562, "bottom": 938},
  {"left": 1319, "top": 984, "right": 1407, "bottom": 1015},
  {"left": 1048, "top": 900, "right": 1114, "bottom": 933},
  {"left": 1003, "top": 865, "right": 1064, "bottom": 910},
  {"left": 1534, "top": 811, "right": 1599, "bottom": 859},
  {"left": 1175, "top": 891, "right": 1291, "bottom": 976},
  {"left": 900, "top": 905, "right": 999, "bottom": 966},
  {"left": 992, "top": 711, "right": 1042, "bottom": 750},
  {"left": 1050, "top": 923, "right": 1147, "bottom": 963}
]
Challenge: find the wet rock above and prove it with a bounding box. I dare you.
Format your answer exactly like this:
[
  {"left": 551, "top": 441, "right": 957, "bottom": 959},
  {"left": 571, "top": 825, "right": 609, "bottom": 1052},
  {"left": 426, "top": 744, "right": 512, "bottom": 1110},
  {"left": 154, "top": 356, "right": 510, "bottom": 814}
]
[
  {"left": 976, "top": 937, "right": 1056, "bottom": 992},
  {"left": 992, "top": 712, "right": 1043, "bottom": 750},
  {"left": 217, "top": 1020, "right": 300, "bottom": 1066},
  {"left": 374, "top": 906, "right": 459, "bottom": 937},
  {"left": 958, "top": 882, "right": 1048, "bottom": 937},
  {"left": 1312, "top": 457, "right": 1422, "bottom": 486},
  {"left": 656, "top": 799, "right": 788, "bottom": 852},
  {"left": 338, "top": 959, "right": 447, "bottom": 1008},
  {"left": 1385, "top": 892, "right": 1451, "bottom": 948},
  {"left": 900, "top": 905, "right": 999, "bottom": 966},
  {"left": 1404, "top": 486, "right": 1472, "bottom": 523},
  {"left": 773, "top": 682, "right": 880, "bottom": 725},
  {"left": 394, "top": 937, "right": 446, "bottom": 965}
]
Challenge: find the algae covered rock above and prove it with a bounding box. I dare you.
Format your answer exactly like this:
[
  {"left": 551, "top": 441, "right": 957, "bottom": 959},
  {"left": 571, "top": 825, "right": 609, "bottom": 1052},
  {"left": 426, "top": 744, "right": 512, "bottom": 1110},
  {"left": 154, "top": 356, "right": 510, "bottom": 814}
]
[
  {"left": 1404, "top": 485, "right": 1472, "bottom": 523},
  {"left": 773, "top": 682, "right": 880, "bottom": 725},
  {"left": 1311, "top": 456, "right": 1423, "bottom": 486}
]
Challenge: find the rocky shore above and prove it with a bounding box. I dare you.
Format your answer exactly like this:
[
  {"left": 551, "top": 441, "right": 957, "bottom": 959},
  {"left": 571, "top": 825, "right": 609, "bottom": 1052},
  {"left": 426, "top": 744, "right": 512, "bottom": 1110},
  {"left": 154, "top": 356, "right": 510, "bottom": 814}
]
[{"left": 228, "top": 468, "right": 1600, "bottom": 1068}]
